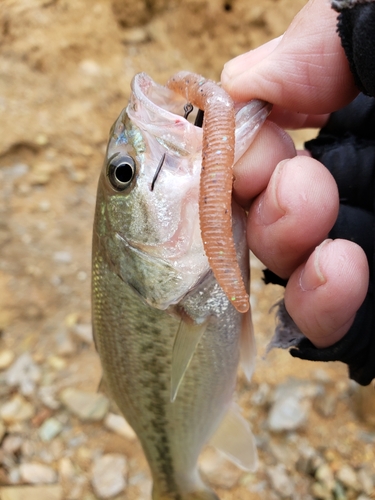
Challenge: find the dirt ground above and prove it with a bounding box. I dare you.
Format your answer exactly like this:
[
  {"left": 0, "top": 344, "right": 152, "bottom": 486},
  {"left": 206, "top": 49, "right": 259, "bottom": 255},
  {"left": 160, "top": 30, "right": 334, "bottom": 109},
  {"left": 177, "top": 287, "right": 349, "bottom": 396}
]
[{"left": 0, "top": 0, "right": 374, "bottom": 499}]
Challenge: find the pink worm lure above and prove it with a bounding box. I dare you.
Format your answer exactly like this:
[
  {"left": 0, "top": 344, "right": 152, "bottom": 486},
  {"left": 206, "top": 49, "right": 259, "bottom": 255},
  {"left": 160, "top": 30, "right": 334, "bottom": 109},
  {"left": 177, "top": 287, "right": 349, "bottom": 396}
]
[{"left": 166, "top": 72, "right": 249, "bottom": 314}]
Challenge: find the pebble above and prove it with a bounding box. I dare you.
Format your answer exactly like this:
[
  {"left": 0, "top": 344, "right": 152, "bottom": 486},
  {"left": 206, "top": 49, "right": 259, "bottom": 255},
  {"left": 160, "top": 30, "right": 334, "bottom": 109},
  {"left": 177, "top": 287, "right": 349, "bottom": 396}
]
[
  {"left": 120, "top": 27, "right": 149, "bottom": 44},
  {"left": 39, "top": 417, "right": 63, "bottom": 442},
  {"left": 268, "top": 394, "right": 309, "bottom": 432},
  {"left": 267, "top": 464, "right": 294, "bottom": 498},
  {"left": 0, "top": 485, "right": 63, "bottom": 500},
  {"left": 19, "top": 463, "right": 57, "bottom": 484},
  {"left": 336, "top": 464, "right": 360, "bottom": 491},
  {"left": 0, "top": 394, "right": 35, "bottom": 423},
  {"left": 72, "top": 323, "right": 93, "bottom": 344},
  {"left": 5, "top": 353, "right": 41, "bottom": 395},
  {"left": 104, "top": 413, "right": 136, "bottom": 440},
  {"left": 199, "top": 448, "right": 242, "bottom": 489},
  {"left": 357, "top": 468, "right": 374, "bottom": 495},
  {"left": 315, "top": 463, "right": 335, "bottom": 492},
  {"left": 91, "top": 454, "right": 127, "bottom": 499},
  {"left": 60, "top": 388, "right": 109, "bottom": 421},
  {"left": 53, "top": 251, "right": 72, "bottom": 264},
  {"left": 0, "top": 350, "right": 15, "bottom": 370}
]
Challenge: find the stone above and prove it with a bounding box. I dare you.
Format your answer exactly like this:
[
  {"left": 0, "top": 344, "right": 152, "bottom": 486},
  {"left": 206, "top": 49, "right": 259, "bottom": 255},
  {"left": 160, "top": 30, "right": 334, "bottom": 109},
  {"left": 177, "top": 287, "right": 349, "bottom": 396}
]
[
  {"left": 357, "top": 468, "right": 374, "bottom": 495},
  {"left": 313, "top": 392, "right": 337, "bottom": 418},
  {"left": 336, "top": 464, "right": 361, "bottom": 491},
  {"left": 267, "top": 464, "right": 294, "bottom": 498},
  {"left": 199, "top": 448, "right": 242, "bottom": 489},
  {"left": 60, "top": 388, "right": 109, "bottom": 421},
  {"left": 268, "top": 394, "right": 309, "bottom": 432},
  {"left": 38, "top": 418, "right": 63, "bottom": 442},
  {"left": 5, "top": 353, "right": 41, "bottom": 395},
  {"left": 104, "top": 413, "right": 136, "bottom": 440},
  {"left": 72, "top": 323, "right": 93, "bottom": 344},
  {"left": 310, "top": 481, "right": 333, "bottom": 500},
  {"left": 315, "top": 464, "right": 335, "bottom": 492},
  {"left": 53, "top": 251, "right": 72, "bottom": 264},
  {"left": 0, "top": 485, "right": 63, "bottom": 500},
  {"left": 19, "top": 463, "right": 57, "bottom": 484},
  {"left": 0, "top": 350, "right": 15, "bottom": 370},
  {"left": 0, "top": 394, "right": 35, "bottom": 423},
  {"left": 91, "top": 454, "right": 127, "bottom": 498},
  {"left": 38, "top": 386, "right": 61, "bottom": 410},
  {"left": 2, "top": 435, "right": 23, "bottom": 454}
]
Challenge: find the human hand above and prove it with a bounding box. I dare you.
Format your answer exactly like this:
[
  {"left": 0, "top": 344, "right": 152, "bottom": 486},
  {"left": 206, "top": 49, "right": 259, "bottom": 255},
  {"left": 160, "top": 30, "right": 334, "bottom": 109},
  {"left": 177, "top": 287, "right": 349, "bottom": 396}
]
[{"left": 222, "top": 0, "right": 370, "bottom": 352}]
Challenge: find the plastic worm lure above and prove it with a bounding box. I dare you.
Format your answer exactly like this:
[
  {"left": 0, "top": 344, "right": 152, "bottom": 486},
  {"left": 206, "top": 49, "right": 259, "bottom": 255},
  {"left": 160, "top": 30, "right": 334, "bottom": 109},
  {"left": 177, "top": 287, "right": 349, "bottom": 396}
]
[{"left": 166, "top": 71, "right": 249, "bottom": 314}]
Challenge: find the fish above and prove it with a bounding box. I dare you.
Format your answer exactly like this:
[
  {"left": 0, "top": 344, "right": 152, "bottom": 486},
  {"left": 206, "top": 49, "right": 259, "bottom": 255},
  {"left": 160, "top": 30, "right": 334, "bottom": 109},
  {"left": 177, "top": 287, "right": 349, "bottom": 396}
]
[{"left": 92, "top": 72, "right": 270, "bottom": 500}]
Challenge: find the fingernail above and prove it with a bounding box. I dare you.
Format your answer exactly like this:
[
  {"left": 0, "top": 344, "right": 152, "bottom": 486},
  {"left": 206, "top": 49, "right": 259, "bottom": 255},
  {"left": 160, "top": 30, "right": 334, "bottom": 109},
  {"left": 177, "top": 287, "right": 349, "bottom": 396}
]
[
  {"left": 258, "top": 159, "right": 288, "bottom": 225},
  {"left": 300, "top": 239, "right": 331, "bottom": 291}
]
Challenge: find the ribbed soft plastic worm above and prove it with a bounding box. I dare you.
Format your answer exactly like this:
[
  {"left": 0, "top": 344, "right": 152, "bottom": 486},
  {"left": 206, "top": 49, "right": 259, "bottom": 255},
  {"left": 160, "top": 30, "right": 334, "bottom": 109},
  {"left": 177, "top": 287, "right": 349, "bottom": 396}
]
[{"left": 166, "top": 71, "right": 249, "bottom": 313}]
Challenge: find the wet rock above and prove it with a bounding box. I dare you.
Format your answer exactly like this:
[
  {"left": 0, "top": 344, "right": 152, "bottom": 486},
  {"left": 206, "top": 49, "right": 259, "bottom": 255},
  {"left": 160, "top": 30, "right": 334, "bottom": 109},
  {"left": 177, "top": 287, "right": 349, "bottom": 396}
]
[
  {"left": 0, "top": 350, "right": 15, "bottom": 370},
  {"left": 38, "top": 418, "right": 63, "bottom": 442},
  {"left": 0, "top": 485, "right": 63, "bottom": 500},
  {"left": 60, "top": 388, "right": 109, "bottom": 421},
  {"left": 91, "top": 453, "right": 127, "bottom": 499},
  {"left": 0, "top": 394, "right": 35, "bottom": 423},
  {"left": 5, "top": 353, "right": 41, "bottom": 395},
  {"left": 104, "top": 413, "right": 136, "bottom": 440},
  {"left": 267, "top": 464, "right": 294, "bottom": 498},
  {"left": 19, "top": 463, "right": 57, "bottom": 484}
]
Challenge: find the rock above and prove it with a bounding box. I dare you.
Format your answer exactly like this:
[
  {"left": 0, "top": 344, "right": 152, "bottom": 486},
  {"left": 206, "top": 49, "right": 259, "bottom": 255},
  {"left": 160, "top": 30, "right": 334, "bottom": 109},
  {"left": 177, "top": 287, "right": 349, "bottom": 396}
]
[
  {"left": 352, "top": 381, "right": 375, "bottom": 427},
  {"left": 53, "top": 251, "right": 72, "bottom": 264},
  {"left": 91, "top": 454, "right": 127, "bottom": 498},
  {"left": 19, "top": 463, "right": 57, "bottom": 484},
  {"left": 268, "top": 394, "right": 309, "bottom": 432},
  {"left": 199, "top": 448, "right": 242, "bottom": 489},
  {"left": 336, "top": 464, "right": 361, "bottom": 491},
  {"left": 104, "top": 413, "right": 136, "bottom": 440},
  {"left": 313, "top": 392, "right": 337, "bottom": 418},
  {"left": 310, "top": 481, "right": 333, "bottom": 500},
  {"left": 315, "top": 464, "right": 335, "bottom": 492},
  {"left": 0, "top": 421, "right": 6, "bottom": 441},
  {"left": 38, "top": 418, "right": 63, "bottom": 442},
  {"left": 5, "top": 353, "right": 41, "bottom": 395},
  {"left": 54, "top": 330, "right": 75, "bottom": 356},
  {"left": 60, "top": 388, "right": 109, "bottom": 421},
  {"left": 72, "top": 323, "right": 93, "bottom": 344},
  {"left": 0, "top": 394, "right": 35, "bottom": 423},
  {"left": 38, "top": 386, "right": 61, "bottom": 410},
  {"left": 120, "top": 27, "right": 149, "bottom": 44},
  {"left": 267, "top": 464, "right": 294, "bottom": 498},
  {"left": 0, "top": 485, "right": 63, "bottom": 500},
  {"left": 2, "top": 435, "right": 23, "bottom": 455},
  {"left": 47, "top": 356, "right": 67, "bottom": 371},
  {"left": 0, "top": 350, "right": 15, "bottom": 370},
  {"left": 357, "top": 468, "right": 374, "bottom": 495}
]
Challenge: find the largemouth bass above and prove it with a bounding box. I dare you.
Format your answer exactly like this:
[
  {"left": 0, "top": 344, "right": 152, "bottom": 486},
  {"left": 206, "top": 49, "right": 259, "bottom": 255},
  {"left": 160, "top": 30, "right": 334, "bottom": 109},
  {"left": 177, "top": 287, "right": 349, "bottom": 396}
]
[{"left": 92, "top": 72, "right": 270, "bottom": 500}]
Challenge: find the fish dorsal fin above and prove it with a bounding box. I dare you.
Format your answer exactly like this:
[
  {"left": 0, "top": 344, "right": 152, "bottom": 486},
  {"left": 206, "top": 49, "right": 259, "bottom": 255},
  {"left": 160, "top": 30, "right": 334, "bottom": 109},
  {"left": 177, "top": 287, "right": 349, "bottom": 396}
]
[
  {"left": 209, "top": 403, "right": 258, "bottom": 472},
  {"left": 170, "top": 319, "right": 207, "bottom": 403},
  {"left": 240, "top": 309, "right": 257, "bottom": 381}
]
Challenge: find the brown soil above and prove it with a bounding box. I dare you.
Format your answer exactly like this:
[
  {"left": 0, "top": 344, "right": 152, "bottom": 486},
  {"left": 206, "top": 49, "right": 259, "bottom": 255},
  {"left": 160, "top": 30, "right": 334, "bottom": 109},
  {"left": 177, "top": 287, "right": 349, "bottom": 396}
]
[{"left": 0, "top": 0, "right": 374, "bottom": 499}]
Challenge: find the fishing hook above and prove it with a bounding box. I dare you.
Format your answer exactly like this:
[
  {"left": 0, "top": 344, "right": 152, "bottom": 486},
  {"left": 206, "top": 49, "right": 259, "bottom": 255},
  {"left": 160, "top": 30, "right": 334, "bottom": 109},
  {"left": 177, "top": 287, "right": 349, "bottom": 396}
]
[
  {"left": 183, "top": 103, "right": 194, "bottom": 119},
  {"left": 150, "top": 152, "right": 166, "bottom": 191},
  {"left": 194, "top": 109, "right": 204, "bottom": 128}
]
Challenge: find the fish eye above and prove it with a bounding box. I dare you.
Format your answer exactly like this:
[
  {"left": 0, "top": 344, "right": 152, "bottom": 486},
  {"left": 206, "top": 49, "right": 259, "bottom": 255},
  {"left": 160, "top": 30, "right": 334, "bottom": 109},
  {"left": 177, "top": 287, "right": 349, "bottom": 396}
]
[{"left": 107, "top": 155, "right": 136, "bottom": 191}]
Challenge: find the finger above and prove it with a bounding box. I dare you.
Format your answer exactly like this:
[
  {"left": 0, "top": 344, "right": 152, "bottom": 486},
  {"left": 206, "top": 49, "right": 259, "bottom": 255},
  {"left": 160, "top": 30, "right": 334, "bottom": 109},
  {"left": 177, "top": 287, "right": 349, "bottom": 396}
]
[
  {"left": 222, "top": 0, "right": 358, "bottom": 113},
  {"left": 247, "top": 156, "right": 339, "bottom": 278},
  {"left": 233, "top": 120, "right": 296, "bottom": 208},
  {"left": 285, "top": 239, "right": 369, "bottom": 347},
  {"left": 268, "top": 105, "right": 329, "bottom": 130}
]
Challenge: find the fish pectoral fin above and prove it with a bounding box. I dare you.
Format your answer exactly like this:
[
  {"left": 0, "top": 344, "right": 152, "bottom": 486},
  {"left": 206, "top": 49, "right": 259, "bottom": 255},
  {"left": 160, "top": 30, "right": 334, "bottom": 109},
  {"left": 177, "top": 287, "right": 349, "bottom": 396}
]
[
  {"left": 209, "top": 403, "right": 258, "bottom": 472},
  {"left": 170, "top": 319, "right": 207, "bottom": 403},
  {"left": 240, "top": 309, "right": 257, "bottom": 381}
]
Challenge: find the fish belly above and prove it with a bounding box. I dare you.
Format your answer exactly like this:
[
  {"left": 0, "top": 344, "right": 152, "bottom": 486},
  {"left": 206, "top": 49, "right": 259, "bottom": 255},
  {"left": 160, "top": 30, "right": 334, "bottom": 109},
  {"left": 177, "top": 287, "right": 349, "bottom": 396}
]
[{"left": 92, "top": 246, "right": 241, "bottom": 499}]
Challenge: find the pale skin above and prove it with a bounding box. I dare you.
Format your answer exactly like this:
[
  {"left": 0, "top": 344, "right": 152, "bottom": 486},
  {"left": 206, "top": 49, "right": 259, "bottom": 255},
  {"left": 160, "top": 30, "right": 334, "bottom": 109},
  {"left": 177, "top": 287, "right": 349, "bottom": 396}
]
[{"left": 221, "top": 0, "right": 370, "bottom": 349}]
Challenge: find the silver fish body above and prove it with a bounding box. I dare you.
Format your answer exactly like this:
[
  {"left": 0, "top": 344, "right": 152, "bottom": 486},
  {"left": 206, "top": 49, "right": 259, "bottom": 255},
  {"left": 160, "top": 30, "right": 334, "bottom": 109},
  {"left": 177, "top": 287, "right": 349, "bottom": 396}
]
[{"left": 92, "top": 73, "right": 268, "bottom": 500}]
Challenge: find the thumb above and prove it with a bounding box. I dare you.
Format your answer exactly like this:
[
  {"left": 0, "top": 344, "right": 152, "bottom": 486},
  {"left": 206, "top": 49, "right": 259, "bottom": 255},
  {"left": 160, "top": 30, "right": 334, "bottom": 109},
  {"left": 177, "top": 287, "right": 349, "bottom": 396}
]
[{"left": 222, "top": 0, "right": 358, "bottom": 114}]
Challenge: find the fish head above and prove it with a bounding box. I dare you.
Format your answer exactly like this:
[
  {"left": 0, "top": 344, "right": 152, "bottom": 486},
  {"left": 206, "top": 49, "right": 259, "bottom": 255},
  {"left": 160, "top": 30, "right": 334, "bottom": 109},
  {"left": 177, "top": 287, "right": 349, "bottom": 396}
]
[{"left": 95, "top": 73, "right": 210, "bottom": 310}]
